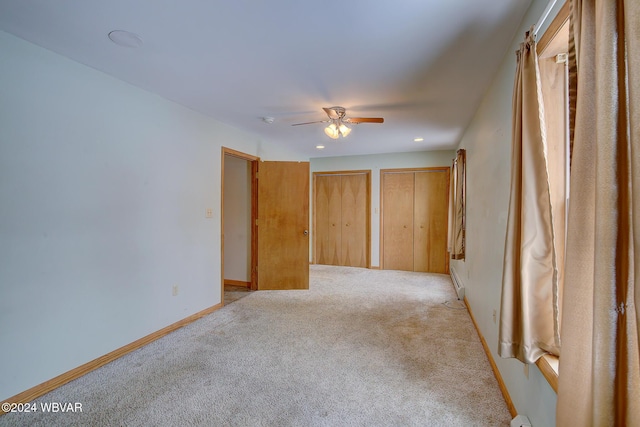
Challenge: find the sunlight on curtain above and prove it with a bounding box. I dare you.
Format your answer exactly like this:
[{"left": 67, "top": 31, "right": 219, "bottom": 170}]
[
  {"left": 499, "top": 29, "right": 560, "bottom": 364},
  {"left": 449, "top": 149, "right": 466, "bottom": 260},
  {"left": 556, "top": 0, "right": 640, "bottom": 425}
]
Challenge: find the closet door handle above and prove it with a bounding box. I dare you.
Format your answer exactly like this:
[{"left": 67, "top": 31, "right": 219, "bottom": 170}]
[{"left": 303, "top": 229, "right": 309, "bottom": 236}]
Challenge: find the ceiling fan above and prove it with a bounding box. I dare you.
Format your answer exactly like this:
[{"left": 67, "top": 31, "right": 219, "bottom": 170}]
[{"left": 291, "top": 106, "right": 384, "bottom": 139}]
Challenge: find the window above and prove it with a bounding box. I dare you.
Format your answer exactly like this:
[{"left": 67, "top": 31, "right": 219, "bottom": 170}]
[{"left": 534, "top": 2, "right": 570, "bottom": 390}]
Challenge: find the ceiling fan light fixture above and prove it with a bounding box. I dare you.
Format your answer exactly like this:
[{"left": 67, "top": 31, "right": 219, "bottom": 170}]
[
  {"left": 338, "top": 123, "right": 351, "bottom": 137},
  {"left": 293, "top": 106, "right": 382, "bottom": 140},
  {"left": 324, "top": 123, "right": 339, "bottom": 139}
]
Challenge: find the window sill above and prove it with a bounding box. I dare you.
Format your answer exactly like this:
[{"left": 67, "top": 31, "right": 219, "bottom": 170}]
[{"left": 536, "top": 354, "right": 559, "bottom": 393}]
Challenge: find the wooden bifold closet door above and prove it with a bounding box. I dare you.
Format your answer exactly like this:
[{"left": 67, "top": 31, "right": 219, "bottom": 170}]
[
  {"left": 314, "top": 172, "right": 370, "bottom": 268},
  {"left": 381, "top": 168, "right": 449, "bottom": 274}
]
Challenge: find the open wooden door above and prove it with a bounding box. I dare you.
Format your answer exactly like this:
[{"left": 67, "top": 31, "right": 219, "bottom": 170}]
[{"left": 257, "top": 161, "right": 309, "bottom": 290}]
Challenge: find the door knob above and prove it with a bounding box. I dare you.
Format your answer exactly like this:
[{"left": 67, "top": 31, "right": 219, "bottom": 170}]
[{"left": 303, "top": 229, "right": 309, "bottom": 236}]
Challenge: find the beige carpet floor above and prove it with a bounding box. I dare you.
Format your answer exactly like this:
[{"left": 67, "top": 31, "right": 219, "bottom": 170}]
[
  {"left": 224, "top": 284, "right": 252, "bottom": 305},
  {"left": 0, "top": 265, "right": 511, "bottom": 426}
]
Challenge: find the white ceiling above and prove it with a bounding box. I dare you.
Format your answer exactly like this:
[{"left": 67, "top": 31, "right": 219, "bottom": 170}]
[{"left": 0, "top": 0, "right": 531, "bottom": 158}]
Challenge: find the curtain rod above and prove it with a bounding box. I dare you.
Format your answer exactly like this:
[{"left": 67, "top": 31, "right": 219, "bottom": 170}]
[{"left": 533, "top": 0, "right": 560, "bottom": 36}]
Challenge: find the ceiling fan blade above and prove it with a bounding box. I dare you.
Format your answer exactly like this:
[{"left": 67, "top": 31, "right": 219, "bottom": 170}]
[
  {"left": 345, "top": 117, "right": 384, "bottom": 124},
  {"left": 322, "top": 107, "right": 340, "bottom": 120},
  {"left": 291, "top": 120, "right": 329, "bottom": 126}
]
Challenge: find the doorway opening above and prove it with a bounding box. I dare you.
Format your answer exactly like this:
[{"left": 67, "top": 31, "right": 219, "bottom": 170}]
[
  {"left": 221, "top": 150, "right": 311, "bottom": 299},
  {"left": 221, "top": 147, "right": 258, "bottom": 305}
]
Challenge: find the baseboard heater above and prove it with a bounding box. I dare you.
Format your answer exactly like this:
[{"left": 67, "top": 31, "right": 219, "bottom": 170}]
[{"left": 449, "top": 267, "right": 465, "bottom": 300}]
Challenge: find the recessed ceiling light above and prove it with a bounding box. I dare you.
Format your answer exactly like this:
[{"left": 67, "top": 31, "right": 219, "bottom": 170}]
[
  {"left": 316, "top": 145, "right": 325, "bottom": 150},
  {"left": 108, "top": 30, "right": 144, "bottom": 48},
  {"left": 414, "top": 137, "right": 424, "bottom": 142}
]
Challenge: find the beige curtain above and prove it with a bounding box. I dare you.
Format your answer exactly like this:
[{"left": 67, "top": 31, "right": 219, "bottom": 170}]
[
  {"left": 499, "top": 30, "right": 560, "bottom": 364},
  {"left": 449, "top": 149, "right": 466, "bottom": 260},
  {"left": 556, "top": 0, "right": 640, "bottom": 425},
  {"left": 448, "top": 159, "right": 455, "bottom": 255}
]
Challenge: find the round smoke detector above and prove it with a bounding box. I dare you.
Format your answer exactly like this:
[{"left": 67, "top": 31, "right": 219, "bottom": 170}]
[{"left": 108, "top": 30, "right": 144, "bottom": 48}]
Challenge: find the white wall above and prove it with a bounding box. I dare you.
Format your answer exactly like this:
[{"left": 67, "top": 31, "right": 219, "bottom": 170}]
[
  {"left": 223, "top": 155, "right": 251, "bottom": 282},
  {"left": 449, "top": 0, "right": 565, "bottom": 425},
  {"left": 0, "top": 30, "right": 299, "bottom": 400},
  {"left": 310, "top": 151, "right": 455, "bottom": 267}
]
